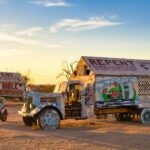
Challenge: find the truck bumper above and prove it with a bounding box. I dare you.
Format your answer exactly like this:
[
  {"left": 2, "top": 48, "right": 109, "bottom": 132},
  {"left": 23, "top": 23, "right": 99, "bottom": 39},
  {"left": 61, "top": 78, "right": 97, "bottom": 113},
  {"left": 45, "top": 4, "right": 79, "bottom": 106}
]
[{"left": 18, "top": 111, "right": 34, "bottom": 117}]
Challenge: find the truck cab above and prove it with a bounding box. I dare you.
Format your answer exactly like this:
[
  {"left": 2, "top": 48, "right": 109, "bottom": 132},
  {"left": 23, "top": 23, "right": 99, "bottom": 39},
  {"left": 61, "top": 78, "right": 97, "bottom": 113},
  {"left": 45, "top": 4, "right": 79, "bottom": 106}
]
[
  {"left": 18, "top": 80, "right": 87, "bottom": 129},
  {"left": 55, "top": 80, "right": 86, "bottom": 119}
]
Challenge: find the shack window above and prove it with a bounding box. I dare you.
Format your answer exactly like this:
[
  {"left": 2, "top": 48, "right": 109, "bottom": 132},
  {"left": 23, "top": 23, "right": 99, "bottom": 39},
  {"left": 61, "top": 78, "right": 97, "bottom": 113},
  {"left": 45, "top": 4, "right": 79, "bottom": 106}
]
[{"left": 84, "top": 65, "right": 90, "bottom": 75}]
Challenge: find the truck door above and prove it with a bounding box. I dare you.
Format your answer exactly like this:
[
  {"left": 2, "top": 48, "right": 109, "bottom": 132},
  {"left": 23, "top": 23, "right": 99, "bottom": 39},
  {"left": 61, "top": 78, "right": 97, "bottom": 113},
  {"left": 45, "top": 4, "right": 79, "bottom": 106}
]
[{"left": 65, "top": 82, "right": 83, "bottom": 118}]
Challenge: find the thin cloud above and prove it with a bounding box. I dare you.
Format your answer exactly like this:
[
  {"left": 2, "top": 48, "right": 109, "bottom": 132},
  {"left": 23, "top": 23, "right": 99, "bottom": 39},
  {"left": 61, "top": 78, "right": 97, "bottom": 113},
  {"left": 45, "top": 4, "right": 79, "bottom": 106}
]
[
  {"left": 0, "top": 23, "right": 66, "bottom": 48},
  {"left": 49, "top": 17, "right": 121, "bottom": 33},
  {"left": 31, "top": 0, "right": 71, "bottom": 7},
  {"left": 15, "top": 27, "right": 43, "bottom": 37},
  {"left": 0, "top": 24, "right": 17, "bottom": 28},
  {"left": 0, "top": 24, "right": 17, "bottom": 32},
  {"left": 0, "top": 31, "right": 65, "bottom": 48}
]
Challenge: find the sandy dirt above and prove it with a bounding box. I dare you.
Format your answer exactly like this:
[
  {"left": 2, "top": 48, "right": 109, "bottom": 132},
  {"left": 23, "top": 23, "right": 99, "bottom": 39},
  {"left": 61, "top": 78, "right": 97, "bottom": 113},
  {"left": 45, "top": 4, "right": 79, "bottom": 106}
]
[{"left": 0, "top": 104, "right": 150, "bottom": 150}]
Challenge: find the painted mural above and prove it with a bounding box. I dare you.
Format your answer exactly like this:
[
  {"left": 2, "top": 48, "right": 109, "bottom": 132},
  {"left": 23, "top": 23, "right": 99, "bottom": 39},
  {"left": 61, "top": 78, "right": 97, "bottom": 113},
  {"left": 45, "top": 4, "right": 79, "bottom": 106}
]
[{"left": 95, "top": 77, "right": 138, "bottom": 106}]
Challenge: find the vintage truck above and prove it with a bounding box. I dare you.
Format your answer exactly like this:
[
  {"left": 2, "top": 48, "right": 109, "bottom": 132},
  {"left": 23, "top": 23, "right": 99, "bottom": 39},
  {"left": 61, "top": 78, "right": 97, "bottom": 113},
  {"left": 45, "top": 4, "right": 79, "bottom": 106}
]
[
  {"left": 18, "top": 80, "right": 88, "bottom": 129},
  {"left": 18, "top": 56, "right": 150, "bottom": 129}
]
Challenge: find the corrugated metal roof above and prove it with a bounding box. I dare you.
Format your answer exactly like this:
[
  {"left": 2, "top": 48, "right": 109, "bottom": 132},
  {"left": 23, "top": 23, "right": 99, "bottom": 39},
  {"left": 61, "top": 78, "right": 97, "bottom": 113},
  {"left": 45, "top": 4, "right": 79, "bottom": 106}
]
[
  {"left": 0, "top": 72, "right": 24, "bottom": 83},
  {"left": 82, "top": 56, "right": 150, "bottom": 76}
]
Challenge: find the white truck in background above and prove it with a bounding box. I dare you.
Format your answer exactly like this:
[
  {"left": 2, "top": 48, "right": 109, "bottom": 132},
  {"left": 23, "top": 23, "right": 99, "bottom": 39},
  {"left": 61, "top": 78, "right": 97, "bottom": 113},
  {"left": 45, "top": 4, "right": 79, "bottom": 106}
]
[{"left": 0, "top": 72, "right": 25, "bottom": 101}]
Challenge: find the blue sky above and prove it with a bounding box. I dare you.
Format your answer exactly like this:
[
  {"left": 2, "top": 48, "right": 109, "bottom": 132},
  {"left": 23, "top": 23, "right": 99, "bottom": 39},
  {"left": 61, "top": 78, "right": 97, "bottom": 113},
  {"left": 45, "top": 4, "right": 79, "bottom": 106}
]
[{"left": 0, "top": 0, "right": 150, "bottom": 84}]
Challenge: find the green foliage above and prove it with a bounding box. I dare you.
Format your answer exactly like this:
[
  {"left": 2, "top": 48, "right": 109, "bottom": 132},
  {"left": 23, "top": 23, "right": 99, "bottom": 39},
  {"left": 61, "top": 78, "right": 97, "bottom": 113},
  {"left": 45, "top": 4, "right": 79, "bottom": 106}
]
[
  {"left": 57, "top": 60, "right": 78, "bottom": 80},
  {"left": 21, "top": 70, "right": 31, "bottom": 85}
]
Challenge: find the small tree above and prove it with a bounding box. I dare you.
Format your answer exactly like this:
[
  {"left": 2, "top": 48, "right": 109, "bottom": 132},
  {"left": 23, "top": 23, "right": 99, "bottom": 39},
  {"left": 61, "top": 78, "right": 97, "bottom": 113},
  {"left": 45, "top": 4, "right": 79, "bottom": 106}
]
[
  {"left": 57, "top": 60, "right": 78, "bottom": 80},
  {"left": 22, "top": 70, "right": 31, "bottom": 86}
]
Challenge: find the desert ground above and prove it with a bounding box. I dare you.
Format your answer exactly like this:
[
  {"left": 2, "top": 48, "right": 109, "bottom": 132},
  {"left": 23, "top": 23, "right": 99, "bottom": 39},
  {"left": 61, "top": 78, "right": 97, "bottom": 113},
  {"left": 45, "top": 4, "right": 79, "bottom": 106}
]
[{"left": 0, "top": 103, "right": 150, "bottom": 150}]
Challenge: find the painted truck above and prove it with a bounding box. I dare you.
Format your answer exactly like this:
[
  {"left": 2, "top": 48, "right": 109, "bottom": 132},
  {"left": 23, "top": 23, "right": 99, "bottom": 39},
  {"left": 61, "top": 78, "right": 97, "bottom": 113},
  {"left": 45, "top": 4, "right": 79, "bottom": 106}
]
[
  {"left": 0, "top": 72, "right": 25, "bottom": 100},
  {"left": 70, "top": 56, "right": 150, "bottom": 124},
  {"left": 18, "top": 80, "right": 88, "bottom": 129},
  {"left": 18, "top": 56, "right": 150, "bottom": 129}
]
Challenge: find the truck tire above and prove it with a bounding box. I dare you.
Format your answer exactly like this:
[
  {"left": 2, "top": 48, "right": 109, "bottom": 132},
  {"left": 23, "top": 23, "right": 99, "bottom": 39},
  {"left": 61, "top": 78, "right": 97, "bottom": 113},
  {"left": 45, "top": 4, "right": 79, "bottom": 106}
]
[
  {"left": 1, "top": 109, "right": 8, "bottom": 122},
  {"left": 115, "top": 113, "right": 125, "bottom": 121},
  {"left": 123, "top": 113, "right": 134, "bottom": 121},
  {"left": 37, "top": 108, "right": 60, "bottom": 129},
  {"left": 115, "top": 113, "right": 135, "bottom": 122},
  {"left": 22, "top": 116, "right": 33, "bottom": 126},
  {"left": 141, "top": 108, "right": 150, "bottom": 124}
]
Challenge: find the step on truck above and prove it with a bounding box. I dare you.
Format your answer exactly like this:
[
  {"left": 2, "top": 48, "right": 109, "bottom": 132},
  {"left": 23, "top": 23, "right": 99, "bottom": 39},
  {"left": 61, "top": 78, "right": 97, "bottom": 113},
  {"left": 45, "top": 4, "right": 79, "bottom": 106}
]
[{"left": 18, "top": 56, "right": 150, "bottom": 129}]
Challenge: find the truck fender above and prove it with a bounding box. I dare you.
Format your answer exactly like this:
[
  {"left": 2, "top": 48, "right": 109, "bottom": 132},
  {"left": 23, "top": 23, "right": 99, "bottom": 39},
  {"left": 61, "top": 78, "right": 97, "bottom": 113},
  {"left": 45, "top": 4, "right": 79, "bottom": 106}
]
[{"left": 35, "top": 105, "right": 63, "bottom": 120}]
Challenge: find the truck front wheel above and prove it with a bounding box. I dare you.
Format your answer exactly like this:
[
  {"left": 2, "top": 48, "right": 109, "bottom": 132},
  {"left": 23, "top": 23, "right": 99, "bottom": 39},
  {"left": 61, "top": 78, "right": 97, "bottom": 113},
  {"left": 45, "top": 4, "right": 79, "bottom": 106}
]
[
  {"left": 141, "top": 108, "right": 150, "bottom": 124},
  {"left": 37, "top": 108, "right": 60, "bottom": 129},
  {"left": 22, "top": 116, "right": 34, "bottom": 126},
  {"left": 1, "top": 109, "right": 8, "bottom": 122}
]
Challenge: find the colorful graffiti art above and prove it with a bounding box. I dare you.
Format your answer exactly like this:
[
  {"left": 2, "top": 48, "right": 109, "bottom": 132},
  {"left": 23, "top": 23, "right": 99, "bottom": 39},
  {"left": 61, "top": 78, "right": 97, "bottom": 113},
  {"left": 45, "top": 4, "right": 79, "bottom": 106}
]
[
  {"left": 102, "top": 82, "right": 121, "bottom": 101},
  {"left": 96, "top": 77, "right": 137, "bottom": 102}
]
